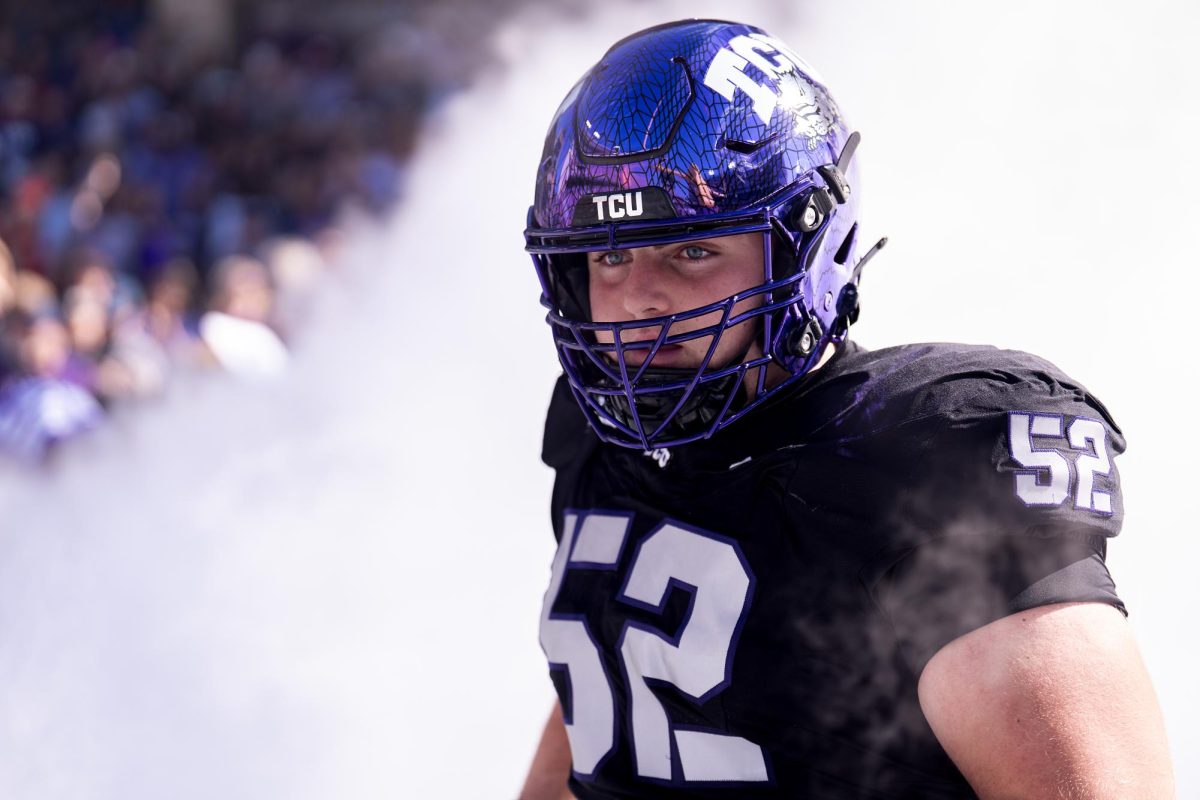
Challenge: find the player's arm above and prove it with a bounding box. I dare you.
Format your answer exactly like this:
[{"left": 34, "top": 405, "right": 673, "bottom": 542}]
[
  {"left": 917, "top": 601, "right": 1174, "bottom": 799},
  {"left": 519, "top": 701, "right": 576, "bottom": 800}
]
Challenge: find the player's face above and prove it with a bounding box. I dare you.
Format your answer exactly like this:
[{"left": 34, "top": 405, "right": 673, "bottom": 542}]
[{"left": 587, "top": 232, "right": 764, "bottom": 369}]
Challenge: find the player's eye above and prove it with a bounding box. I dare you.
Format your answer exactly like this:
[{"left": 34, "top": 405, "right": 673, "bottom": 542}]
[
  {"left": 680, "top": 244, "right": 713, "bottom": 261},
  {"left": 593, "top": 251, "right": 627, "bottom": 266}
]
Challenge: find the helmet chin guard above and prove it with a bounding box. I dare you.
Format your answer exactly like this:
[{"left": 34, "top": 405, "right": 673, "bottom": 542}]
[{"left": 525, "top": 20, "right": 883, "bottom": 450}]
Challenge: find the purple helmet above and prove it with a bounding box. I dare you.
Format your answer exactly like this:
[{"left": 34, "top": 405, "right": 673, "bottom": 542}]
[{"left": 525, "top": 19, "right": 883, "bottom": 450}]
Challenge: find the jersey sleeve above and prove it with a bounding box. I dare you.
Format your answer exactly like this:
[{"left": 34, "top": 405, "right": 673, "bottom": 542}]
[{"left": 861, "top": 356, "right": 1128, "bottom": 675}]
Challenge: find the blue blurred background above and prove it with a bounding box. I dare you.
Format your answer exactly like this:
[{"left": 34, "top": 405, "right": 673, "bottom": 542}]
[{"left": 0, "top": 0, "right": 573, "bottom": 457}]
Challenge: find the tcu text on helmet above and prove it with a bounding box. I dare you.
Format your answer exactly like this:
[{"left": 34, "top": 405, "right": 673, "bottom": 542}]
[
  {"left": 703, "top": 33, "right": 826, "bottom": 125},
  {"left": 592, "top": 191, "right": 644, "bottom": 222}
]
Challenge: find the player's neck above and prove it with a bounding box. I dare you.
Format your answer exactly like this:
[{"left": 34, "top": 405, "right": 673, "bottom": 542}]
[{"left": 742, "top": 342, "right": 837, "bottom": 399}]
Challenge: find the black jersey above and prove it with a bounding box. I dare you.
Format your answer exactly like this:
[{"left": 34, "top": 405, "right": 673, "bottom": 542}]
[{"left": 538, "top": 342, "right": 1126, "bottom": 799}]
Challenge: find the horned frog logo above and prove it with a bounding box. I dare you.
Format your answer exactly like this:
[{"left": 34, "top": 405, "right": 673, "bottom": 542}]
[{"left": 703, "top": 33, "right": 840, "bottom": 150}]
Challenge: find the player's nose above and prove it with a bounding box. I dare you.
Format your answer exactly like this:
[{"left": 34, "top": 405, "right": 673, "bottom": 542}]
[{"left": 620, "top": 253, "right": 671, "bottom": 319}]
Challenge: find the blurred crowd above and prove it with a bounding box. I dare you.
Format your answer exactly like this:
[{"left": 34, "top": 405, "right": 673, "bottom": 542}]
[{"left": 0, "top": 1, "right": 467, "bottom": 463}]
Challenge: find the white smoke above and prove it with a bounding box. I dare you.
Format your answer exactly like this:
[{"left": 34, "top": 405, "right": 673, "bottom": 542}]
[{"left": 0, "top": 0, "right": 1195, "bottom": 797}]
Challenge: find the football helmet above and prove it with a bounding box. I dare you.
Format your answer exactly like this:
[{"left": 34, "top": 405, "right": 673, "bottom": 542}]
[{"left": 525, "top": 19, "right": 884, "bottom": 450}]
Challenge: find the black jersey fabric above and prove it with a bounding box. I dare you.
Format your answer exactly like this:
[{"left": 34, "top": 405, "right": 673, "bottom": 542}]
[{"left": 540, "top": 341, "right": 1125, "bottom": 799}]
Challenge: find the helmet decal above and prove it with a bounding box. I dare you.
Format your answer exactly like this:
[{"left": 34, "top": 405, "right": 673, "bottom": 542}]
[{"left": 702, "top": 32, "right": 837, "bottom": 138}]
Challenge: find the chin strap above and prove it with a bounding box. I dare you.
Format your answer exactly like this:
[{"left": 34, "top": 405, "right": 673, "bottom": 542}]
[
  {"left": 823, "top": 131, "right": 886, "bottom": 343},
  {"left": 818, "top": 130, "right": 859, "bottom": 204},
  {"left": 830, "top": 236, "right": 887, "bottom": 342},
  {"left": 793, "top": 131, "right": 861, "bottom": 235},
  {"left": 776, "top": 132, "right": 864, "bottom": 360},
  {"left": 782, "top": 131, "right": 889, "bottom": 352}
]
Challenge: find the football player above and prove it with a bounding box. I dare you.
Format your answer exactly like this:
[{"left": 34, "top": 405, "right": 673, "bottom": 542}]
[{"left": 520, "top": 19, "right": 1173, "bottom": 799}]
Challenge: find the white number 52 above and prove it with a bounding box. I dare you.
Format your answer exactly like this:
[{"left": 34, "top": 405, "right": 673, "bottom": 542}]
[
  {"left": 539, "top": 513, "right": 770, "bottom": 785},
  {"left": 1008, "top": 412, "right": 1113, "bottom": 514}
]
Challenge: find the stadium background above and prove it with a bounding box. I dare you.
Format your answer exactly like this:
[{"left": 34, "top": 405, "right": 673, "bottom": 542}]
[{"left": 0, "top": 0, "right": 1195, "bottom": 796}]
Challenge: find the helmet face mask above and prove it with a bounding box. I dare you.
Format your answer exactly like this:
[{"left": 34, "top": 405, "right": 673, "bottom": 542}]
[{"left": 526, "top": 19, "right": 868, "bottom": 450}]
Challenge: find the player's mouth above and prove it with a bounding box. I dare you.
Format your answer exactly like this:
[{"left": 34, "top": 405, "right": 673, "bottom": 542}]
[
  {"left": 600, "top": 337, "right": 690, "bottom": 368},
  {"left": 623, "top": 343, "right": 686, "bottom": 367}
]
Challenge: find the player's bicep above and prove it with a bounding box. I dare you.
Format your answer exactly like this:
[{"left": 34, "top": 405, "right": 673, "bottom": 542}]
[{"left": 917, "top": 602, "right": 1174, "bottom": 799}]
